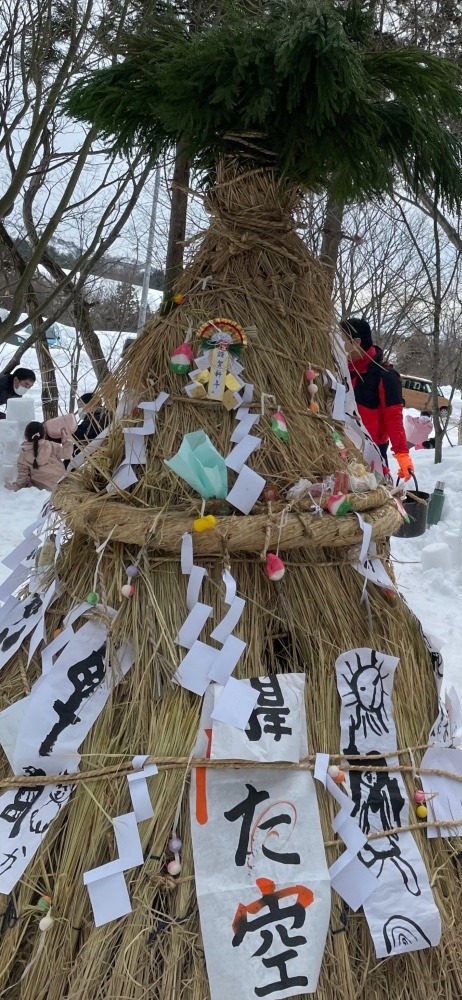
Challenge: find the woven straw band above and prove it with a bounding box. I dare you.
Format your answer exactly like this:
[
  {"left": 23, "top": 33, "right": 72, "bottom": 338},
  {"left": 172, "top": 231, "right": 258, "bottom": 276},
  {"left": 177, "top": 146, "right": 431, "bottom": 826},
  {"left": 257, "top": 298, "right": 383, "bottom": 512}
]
[{"left": 54, "top": 488, "right": 401, "bottom": 554}]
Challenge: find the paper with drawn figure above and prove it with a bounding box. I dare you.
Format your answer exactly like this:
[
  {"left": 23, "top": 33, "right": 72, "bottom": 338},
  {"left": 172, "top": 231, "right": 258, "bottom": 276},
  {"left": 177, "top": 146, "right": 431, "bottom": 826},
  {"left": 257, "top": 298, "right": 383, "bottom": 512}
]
[{"left": 335, "top": 648, "right": 441, "bottom": 958}]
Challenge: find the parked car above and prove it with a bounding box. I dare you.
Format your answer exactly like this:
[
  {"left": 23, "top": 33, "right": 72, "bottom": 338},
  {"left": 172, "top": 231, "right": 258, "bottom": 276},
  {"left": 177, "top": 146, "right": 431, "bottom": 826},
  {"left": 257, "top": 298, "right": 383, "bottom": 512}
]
[
  {"left": 4, "top": 331, "right": 27, "bottom": 347},
  {"left": 400, "top": 375, "right": 451, "bottom": 416}
]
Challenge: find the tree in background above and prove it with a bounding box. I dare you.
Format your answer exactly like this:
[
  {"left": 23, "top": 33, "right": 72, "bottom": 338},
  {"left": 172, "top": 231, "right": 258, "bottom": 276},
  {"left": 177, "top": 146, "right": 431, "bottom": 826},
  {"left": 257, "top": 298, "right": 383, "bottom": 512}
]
[{"left": 0, "top": 0, "right": 156, "bottom": 405}]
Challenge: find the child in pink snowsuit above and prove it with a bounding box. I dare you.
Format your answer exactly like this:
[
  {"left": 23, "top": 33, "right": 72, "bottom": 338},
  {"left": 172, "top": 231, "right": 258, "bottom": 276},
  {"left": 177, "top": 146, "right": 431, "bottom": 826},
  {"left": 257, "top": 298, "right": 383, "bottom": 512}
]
[
  {"left": 5, "top": 421, "right": 68, "bottom": 493},
  {"left": 404, "top": 410, "right": 433, "bottom": 450}
]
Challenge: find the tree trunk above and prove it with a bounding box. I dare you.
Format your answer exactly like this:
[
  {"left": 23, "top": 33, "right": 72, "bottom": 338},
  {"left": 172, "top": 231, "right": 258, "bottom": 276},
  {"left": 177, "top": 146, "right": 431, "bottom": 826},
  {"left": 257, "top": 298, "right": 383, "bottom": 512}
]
[
  {"left": 72, "top": 293, "right": 109, "bottom": 385},
  {"left": 164, "top": 139, "right": 191, "bottom": 297},
  {"left": 34, "top": 328, "right": 59, "bottom": 421},
  {"left": 319, "top": 197, "right": 345, "bottom": 297}
]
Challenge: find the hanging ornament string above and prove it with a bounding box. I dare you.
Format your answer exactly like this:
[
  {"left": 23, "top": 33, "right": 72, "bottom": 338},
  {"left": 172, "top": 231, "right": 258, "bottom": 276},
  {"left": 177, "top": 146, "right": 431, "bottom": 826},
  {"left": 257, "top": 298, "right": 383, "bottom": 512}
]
[
  {"left": 87, "top": 527, "right": 117, "bottom": 605},
  {"left": 20, "top": 909, "right": 54, "bottom": 982}
]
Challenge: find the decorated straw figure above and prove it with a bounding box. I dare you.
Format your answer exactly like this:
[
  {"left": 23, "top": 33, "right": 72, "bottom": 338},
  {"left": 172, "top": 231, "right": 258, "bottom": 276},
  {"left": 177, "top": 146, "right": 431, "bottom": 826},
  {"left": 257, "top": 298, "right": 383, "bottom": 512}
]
[{"left": 1, "top": 3, "right": 462, "bottom": 999}]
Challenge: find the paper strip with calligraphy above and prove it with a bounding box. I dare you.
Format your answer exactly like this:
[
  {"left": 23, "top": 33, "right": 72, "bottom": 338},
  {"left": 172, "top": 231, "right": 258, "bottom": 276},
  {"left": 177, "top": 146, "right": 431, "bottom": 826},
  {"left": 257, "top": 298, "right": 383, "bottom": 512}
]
[
  {"left": 335, "top": 648, "right": 441, "bottom": 958},
  {"left": 211, "top": 674, "right": 306, "bottom": 764},
  {"left": 0, "top": 622, "right": 133, "bottom": 895},
  {"left": 190, "top": 676, "right": 330, "bottom": 999}
]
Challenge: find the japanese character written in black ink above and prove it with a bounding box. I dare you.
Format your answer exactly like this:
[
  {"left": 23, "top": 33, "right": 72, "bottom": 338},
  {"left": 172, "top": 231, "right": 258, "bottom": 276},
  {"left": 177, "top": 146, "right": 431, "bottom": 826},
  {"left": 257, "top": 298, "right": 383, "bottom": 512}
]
[
  {"left": 0, "top": 847, "right": 25, "bottom": 876},
  {"left": 0, "top": 594, "right": 42, "bottom": 653},
  {"left": 232, "top": 878, "right": 313, "bottom": 997},
  {"left": 0, "top": 767, "right": 46, "bottom": 837},
  {"left": 224, "top": 783, "right": 300, "bottom": 867},
  {"left": 39, "top": 644, "right": 106, "bottom": 756},
  {"left": 30, "top": 778, "right": 74, "bottom": 835},
  {"left": 430, "top": 701, "right": 450, "bottom": 745},
  {"left": 247, "top": 677, "right": 292, "bottom": 743}
]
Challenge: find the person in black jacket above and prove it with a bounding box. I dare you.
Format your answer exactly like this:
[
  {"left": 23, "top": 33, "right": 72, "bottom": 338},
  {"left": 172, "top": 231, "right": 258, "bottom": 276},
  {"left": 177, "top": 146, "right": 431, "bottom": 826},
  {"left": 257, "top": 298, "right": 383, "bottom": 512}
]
[
  {"left": 0, "top": 368, "right": 35, "bottom": 416},
  {"left": 340, "top": 318, "right": 414, "bottom": 481},
  {"left": 72, "top": 392, "right": 108, "bottom": 458}
]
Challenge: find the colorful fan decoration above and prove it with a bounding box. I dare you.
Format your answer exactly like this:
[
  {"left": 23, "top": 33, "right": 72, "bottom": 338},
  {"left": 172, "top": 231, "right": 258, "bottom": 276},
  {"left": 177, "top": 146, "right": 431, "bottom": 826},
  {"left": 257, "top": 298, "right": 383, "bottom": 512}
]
[{"left": 196, "top": 318, "right": 247, "bottom": 355}]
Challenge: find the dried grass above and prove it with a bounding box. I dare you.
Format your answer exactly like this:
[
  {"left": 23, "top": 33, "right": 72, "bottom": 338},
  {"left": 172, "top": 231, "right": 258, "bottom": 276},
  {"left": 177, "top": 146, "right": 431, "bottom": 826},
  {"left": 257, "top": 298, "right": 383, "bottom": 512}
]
[{"left": 0, "top": 160, "right": 460, "bottom": 999}]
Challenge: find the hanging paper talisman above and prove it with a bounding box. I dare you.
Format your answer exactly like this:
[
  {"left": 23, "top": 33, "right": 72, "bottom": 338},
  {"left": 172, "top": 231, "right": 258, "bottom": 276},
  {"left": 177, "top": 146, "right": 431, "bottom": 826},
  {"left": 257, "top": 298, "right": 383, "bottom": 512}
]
[{"left": 188, "top": 319, "right": 247, "bottom": 408}]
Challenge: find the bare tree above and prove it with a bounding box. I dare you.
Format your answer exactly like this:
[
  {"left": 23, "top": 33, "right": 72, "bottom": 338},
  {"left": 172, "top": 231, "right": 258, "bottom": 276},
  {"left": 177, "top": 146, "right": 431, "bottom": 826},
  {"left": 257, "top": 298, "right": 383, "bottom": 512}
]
[
  {"left": 393, "top": 194, "right": 462, "bottom": 462},
  {"left": 0, "top": 0, "right": 155, "bottom": 401}
]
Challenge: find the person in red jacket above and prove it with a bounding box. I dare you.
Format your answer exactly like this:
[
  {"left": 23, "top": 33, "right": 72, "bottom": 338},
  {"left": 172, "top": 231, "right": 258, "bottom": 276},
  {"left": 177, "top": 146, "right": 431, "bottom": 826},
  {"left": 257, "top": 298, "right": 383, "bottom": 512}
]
[{"left": 340, "top": 317, "right": 414, "bottom": 482}]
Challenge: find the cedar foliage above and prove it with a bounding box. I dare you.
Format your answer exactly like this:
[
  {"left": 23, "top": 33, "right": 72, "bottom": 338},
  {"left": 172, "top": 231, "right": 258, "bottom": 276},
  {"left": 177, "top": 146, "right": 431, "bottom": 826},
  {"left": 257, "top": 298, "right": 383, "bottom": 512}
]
[{"left": 66, "top": 0, "right": 462, "bottom": 205}]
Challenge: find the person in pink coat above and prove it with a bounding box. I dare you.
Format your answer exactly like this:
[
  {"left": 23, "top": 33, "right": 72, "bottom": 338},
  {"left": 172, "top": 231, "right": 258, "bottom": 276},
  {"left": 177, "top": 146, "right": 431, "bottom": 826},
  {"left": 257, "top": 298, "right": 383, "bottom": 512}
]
[
  {"left": 5, "top": 421, "right": 68, "bottom": 493},
  {"left": 404, "top": 410, "right": 434, "bottom": 450}
]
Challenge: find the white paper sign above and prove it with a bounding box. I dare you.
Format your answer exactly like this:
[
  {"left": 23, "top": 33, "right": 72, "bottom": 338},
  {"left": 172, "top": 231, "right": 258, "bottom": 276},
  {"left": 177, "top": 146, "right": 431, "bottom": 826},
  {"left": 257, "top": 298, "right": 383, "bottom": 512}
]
[
  {"left": 14, "top": 621, "right": 133, "bottom": 772},
  {"left": 190, "top": 685, "right": 330, "bottom": 1000},
  {"left": 335, "top": 648, "right": 441, "bottom": 958},
  {"left": 421, "top": 746, "right": 462, "bottom": 838},
  {"left": 0, "top": 627, "right": 134, "bottom": 894},
  {"left": 0, "top": 772, "right": 75, "bottom": 894},
  {"left": 226, "top": 466, "right": 266, "bottom": 515},
  {"left": 211, "top": 674, "right": 306, "bottom": 763},
  {"left": 84, "top": 867, "right": 131, "bottom": 926}
]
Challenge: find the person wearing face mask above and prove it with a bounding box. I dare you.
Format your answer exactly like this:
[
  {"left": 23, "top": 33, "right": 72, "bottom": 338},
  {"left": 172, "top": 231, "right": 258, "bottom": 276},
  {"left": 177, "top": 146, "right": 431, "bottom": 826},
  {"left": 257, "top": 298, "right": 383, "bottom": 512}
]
[
  {"left": 340, "top": 317, "right": 414, "bottom": 482},
  {"left": 0, "top": 368, "right": 36, "bottom": 416}
]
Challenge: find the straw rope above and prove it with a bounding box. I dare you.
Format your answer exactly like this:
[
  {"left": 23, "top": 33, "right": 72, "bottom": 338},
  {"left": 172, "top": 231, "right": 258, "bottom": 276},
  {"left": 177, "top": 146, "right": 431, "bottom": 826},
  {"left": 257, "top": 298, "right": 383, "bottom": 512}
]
[
  {"left": 53, "top": 488, "right": 401, "bottom": 552},
  {"left": 2, "top": 756, "right": 459, "bottom": 845},
  {"left": 1, "top": 751, "right": 459, "bottom": 788}
]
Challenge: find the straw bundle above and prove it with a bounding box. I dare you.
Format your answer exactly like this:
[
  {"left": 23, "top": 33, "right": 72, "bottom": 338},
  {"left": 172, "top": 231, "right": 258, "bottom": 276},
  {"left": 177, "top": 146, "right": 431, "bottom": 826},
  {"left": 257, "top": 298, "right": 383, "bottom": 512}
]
[{"left": 1, "top": 161, "right": 460, "bottom": 1000}]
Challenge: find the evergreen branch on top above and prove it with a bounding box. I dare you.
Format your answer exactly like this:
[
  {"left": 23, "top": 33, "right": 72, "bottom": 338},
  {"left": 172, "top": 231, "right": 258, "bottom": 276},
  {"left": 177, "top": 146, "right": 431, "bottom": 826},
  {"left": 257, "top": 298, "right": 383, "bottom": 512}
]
[{"left": 66, "top": 0, "right": 462, "bottom": 207}]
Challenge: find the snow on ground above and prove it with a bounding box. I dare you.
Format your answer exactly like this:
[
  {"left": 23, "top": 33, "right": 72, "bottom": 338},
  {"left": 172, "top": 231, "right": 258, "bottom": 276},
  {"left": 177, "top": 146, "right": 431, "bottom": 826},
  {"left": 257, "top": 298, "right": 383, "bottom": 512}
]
[
  {"left": 389, "top": 404, "right": 462, "bottom": 703},
  {"left": 0, "top": 333, "right": 460, "bottom": 702},
  {"left": 0, "top": 323, "right": 134, "bottom": 585}
]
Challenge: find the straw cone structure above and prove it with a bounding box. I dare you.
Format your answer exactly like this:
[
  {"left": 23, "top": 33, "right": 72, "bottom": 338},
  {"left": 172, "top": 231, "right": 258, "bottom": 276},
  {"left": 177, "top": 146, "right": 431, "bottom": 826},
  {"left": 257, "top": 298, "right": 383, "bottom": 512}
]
[{"left": 1, "top": 161, "right": 461, "bottom": 1000}]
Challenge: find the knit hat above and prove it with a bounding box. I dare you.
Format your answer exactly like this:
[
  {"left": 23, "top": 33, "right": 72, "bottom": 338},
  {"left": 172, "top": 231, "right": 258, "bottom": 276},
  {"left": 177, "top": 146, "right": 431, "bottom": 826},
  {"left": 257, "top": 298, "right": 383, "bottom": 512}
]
[{"left": 340, "top": 317, "right": 373, "bottom": 351}]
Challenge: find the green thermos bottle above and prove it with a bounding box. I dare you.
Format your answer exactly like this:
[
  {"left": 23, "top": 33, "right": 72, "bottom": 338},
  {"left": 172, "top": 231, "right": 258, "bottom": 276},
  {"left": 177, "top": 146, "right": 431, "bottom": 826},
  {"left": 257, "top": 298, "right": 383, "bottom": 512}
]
[{"left": 427, "top": 481, "right": 445, "bottom": 526}]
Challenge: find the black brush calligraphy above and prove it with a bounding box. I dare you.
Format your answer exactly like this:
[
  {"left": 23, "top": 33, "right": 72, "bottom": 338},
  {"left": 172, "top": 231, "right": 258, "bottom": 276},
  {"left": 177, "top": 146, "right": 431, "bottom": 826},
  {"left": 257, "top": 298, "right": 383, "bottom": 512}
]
[
  {"left": 383, "top": 915, "right": 432, "bottom": 954},
  {"left": 0, "top": 594, "right": 42, "bottom": 654},
  {"left": 39, "top": 643, "right": 106, "bottom": 756},
  {"left": 247, "top": 677, "right": 292, "bottom": 743},
  {"left": 0, "top": 766, "right": 46, "bottom": 838},
  {"left": 231, "top": 879, "right": 313, "bottom": 997},
  {"left": 224, "top": 783, "right": 300, "bottom": 868}
]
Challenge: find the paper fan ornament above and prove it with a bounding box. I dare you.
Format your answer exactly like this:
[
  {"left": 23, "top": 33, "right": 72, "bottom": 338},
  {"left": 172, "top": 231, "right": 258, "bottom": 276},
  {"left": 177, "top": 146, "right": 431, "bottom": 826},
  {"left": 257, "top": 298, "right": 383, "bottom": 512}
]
[{"left": 196, "top": 318, "right": 247, "bottom": 355}]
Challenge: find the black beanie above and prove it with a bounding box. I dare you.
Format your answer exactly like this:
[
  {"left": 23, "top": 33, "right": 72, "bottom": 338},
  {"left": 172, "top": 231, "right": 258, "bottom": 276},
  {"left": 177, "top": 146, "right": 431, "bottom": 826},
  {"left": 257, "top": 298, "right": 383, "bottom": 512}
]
[{"left": 340, "top": 317, "right": 373, "bottom": 351}]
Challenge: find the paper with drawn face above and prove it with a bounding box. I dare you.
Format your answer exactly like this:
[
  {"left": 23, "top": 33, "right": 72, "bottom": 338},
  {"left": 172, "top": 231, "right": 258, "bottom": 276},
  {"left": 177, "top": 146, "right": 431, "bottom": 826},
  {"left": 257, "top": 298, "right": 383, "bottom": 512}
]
[{"left": 335, "top": 648, "right": 441, "bottom": 958}]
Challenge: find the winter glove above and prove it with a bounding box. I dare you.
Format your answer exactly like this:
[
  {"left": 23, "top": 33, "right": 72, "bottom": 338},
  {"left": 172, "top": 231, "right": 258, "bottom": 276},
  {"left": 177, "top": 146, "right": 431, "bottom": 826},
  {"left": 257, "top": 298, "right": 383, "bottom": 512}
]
[{"left": 395, "top": 452, "right": 414, "bottom": 482}]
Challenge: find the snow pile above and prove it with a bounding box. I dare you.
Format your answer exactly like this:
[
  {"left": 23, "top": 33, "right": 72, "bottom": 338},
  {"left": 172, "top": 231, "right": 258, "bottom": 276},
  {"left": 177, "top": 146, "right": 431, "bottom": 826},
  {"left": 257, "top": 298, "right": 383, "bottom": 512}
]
[{"left": 390, "top": 443, "right": 462, "bottom": 700}]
